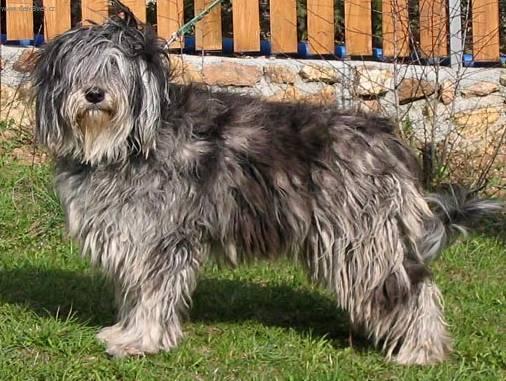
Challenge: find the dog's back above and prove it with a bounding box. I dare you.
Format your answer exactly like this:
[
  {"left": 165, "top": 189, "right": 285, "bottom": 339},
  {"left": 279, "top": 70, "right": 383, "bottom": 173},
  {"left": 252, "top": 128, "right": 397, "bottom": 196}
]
[{"left": 166, "top": 86, "right": 424, "bottom": 262}]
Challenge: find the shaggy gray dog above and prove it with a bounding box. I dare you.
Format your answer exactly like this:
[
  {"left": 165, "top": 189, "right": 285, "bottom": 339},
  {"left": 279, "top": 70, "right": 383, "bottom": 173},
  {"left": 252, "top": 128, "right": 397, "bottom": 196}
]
[{"left": 32, "top": 5, "right": 499, "bottom": 365}]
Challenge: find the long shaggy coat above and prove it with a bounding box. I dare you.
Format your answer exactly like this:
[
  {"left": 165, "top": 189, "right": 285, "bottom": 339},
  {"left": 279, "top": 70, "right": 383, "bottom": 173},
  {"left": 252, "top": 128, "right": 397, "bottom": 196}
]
[{"left": 31, "top": 4, "right": 500, "bottom": 364}]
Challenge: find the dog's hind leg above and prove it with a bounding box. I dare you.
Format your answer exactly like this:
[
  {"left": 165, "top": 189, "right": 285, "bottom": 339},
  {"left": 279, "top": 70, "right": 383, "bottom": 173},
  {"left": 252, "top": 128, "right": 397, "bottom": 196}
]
[
  {"left": 383, "top": 278, "right": 452, "bottom": 365},
  {"left": 97, "top": 236, "right": 206, "bottom": 357},
  {"left": 304, "top": 191, "right": 451, "bottom": 365}
]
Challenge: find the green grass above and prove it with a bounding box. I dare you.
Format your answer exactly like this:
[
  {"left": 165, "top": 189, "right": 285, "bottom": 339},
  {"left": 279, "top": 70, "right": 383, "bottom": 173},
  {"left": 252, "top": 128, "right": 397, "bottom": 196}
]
[{"left": 0, "top": 156, "right": 505, "bottom": 380}]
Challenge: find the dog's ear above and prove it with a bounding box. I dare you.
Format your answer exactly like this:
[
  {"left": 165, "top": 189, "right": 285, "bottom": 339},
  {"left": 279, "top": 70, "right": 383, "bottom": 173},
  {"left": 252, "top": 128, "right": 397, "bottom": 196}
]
[
  {"left": 110, "top": 0, "right": 139, "bottom": 28},
  {"left": 31, "top": 39, "right": 69, "bottom": 153},
  {"left": 130, "top": 34, "right": 171, "bottom": 157},
  {"left": 139, "top": 24, "right": 169, "bottom": 64}
]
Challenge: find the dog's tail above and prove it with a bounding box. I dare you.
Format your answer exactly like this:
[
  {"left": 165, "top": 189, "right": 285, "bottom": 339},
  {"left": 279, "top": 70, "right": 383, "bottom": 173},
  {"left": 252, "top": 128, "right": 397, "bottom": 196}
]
[{"left": 419, "top": 186, "right": 503, "bottom": 261}]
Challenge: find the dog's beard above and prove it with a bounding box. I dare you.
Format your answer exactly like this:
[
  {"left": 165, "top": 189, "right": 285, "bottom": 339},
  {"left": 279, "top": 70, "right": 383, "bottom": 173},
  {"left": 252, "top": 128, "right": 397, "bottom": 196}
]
[
  {"left": 65, "top": 90, "right": 132, "bottom": 164},
  {"left": 79, "top": 108, "right": 114, "bottom": 159}
]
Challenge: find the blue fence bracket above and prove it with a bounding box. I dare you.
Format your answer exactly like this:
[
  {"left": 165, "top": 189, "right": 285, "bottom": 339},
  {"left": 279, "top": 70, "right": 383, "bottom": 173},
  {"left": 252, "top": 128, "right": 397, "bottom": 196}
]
[
  {"left": 260, "top": 40, "right": 271, "bottom": 56},
  {"left": 462, "top": 54, "right": 474, "bottom": 67},
  {"left": 335, "top": 45, "right": 346, "bottom": 58},
  {"left": 297, "top": 41, "right": 310, "bottom": 58},
  {"left": 372, "top": 48, "right": 383, "bottom": 61},
  {"left": 222, "top": 37, "right": 233, "bottom": 54}
]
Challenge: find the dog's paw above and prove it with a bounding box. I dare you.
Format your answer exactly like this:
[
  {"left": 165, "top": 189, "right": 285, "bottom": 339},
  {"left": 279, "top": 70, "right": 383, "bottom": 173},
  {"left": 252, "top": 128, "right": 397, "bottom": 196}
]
[
  {"left": 104, "top": 342, "right": 149, "bottom": 358},
  {"left": 391, "top": 346, "right": 450, "bottom": 365},
  {"left": 97, "top": 325, "right": 158, "bottom": 358},
  {"left": 96, "top": 324, "right": 123, "bottom": 343}
]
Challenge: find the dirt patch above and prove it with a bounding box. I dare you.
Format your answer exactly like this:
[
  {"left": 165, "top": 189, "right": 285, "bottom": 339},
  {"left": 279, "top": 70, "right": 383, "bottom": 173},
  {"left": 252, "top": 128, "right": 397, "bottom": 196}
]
[
  {"left": 10, "top": 146, "right": 47, "bottom": 165},
  {"left": 1, "top": 83, "right": 47, "bottom": 165}
]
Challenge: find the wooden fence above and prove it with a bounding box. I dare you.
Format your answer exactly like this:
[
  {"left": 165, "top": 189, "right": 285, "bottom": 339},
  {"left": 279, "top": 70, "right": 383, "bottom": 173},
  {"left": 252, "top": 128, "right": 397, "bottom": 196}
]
[{"left": 2, "top": 0, "right": 505, "bottom": 62}]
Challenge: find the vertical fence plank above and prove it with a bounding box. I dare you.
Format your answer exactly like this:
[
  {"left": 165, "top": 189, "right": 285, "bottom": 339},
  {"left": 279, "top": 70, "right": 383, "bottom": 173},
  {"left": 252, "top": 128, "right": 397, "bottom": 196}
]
[
  {"left": 43, "top": 0, "right": 71, "bottom": 40},
  {"left": 81, "top": 0, "right": 108, "bottom": 24},
  {"left": 472, "top": 0, "right": 500, "bottom": 61},
  {"left": 6, "top": 0, "right": 34, "bottom": 40},
  {"left": 419, "top": 0, "right": 448, "bottom": 57},
  {"left": 233, "top": 0, "right": 260, "bottom": 52},
  {"left": 345, "top": 0, "right": 371, "bottom": 56},
  {"left": 270, "top": 0, "right": 297, "bottom": 53},
  {"left": 307, "top": 0, "right": 334, "bottom": 54},
  {"left": 121, "top": 0, "right": 146, "bottom": 23},
  {"left": 195, "top": 0, "right": 222, "bottom": 50},
  {"left": 382, "top": 0, "right": 410, "bottom": 57},
  {"left": 158, "top": 0, "right": 184, "bottom": 48}
]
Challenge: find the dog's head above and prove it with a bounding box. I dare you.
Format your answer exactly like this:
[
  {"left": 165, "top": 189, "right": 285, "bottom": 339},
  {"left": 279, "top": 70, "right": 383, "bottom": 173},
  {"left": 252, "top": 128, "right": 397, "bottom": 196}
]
[{"left": 32, "top": 3, "right": 170, "bottom": 164}]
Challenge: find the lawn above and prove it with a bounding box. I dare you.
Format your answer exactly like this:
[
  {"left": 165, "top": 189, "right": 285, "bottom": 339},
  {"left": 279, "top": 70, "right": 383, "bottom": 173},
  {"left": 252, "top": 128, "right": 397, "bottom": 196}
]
[{"left": 0, "top": 140, "right": 505, "bottom": 380}]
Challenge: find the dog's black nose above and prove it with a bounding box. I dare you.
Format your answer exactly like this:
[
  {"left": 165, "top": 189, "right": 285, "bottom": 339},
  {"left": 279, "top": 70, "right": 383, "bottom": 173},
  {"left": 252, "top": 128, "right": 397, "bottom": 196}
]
[{"left": 85, "top": 87, "right": 105, "bottom": 104}]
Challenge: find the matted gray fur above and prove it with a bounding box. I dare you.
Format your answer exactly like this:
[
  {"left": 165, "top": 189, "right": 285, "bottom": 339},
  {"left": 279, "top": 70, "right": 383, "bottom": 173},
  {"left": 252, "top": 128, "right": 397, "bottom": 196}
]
[{"left": 31, "top": 3, "right": 501, "bottom": 365}]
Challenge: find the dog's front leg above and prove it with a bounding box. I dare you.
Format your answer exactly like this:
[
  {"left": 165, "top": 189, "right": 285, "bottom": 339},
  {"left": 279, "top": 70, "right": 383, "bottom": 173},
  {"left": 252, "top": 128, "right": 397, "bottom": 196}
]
[{"left": 97, "top": 235, "right": 206, "bottom": 357}]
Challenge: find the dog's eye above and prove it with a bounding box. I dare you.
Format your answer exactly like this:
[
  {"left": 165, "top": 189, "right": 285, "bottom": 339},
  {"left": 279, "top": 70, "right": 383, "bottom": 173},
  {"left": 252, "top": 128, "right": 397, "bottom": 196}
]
[{"left": 108, "top": 58, "right": 119, "bottom": 70}]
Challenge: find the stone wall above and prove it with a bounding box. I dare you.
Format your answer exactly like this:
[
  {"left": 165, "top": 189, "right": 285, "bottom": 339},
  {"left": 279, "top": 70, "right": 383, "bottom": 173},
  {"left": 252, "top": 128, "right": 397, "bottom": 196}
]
[
  {"left": 168, "top": 54, "right": 506, "bottom": 139},
  {"left": 1, "top": 46, "right": 505, "bottom": 192}
]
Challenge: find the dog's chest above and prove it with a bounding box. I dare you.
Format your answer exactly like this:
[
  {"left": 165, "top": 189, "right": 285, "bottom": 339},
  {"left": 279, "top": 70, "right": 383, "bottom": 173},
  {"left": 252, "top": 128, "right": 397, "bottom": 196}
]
[{"left": 54, "top": 165, "right": 189, "bottom": 249}]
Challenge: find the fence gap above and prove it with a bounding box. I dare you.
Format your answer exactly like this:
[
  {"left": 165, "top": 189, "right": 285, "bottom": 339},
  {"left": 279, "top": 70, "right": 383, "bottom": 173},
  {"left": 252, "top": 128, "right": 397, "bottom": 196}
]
[
  {"left": 307, "top": 0, "right": 334, "bottom": 54},
  {"left": 194, "top": 0, "right": 222, "bottom": 50},
  {"left": 6, "top": 0, "right": 34, "bottom": 40},
  {"left": 419, "top": 0, "right": 448, "bottom": 57},
  {"left": 472, "top": 0, "right": 500, "bottom": 61},
  {"left": 232, "top": 0, "right": 260, "bottom": 52},
  {"left": 81, "top": 0, "right": 108, "bottom": 25},
  {"left": 345, "top": 0, "right": 372, "bottom": 56},
  {"left": 382, "top": 0, "right": 410, "bottom": 57},
  {"left": 270, "top": 0, "right": 297, "bottom": 53},
  {"left": 146, "top": 0, "right": 156, "bottom": 26}
]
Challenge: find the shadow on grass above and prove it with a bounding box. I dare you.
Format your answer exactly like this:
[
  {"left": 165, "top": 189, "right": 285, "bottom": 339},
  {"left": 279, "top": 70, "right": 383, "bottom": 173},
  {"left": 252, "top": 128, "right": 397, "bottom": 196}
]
[
  {"left": 0, "top": 266, "right": 366, "bottom": 351},
  {"left": 192, "top": 277, "right": 365, "bottom": 350},
  {"left": 473, "top": 213, "right": 506, "bottom": 245},
  {"left": 0, "top": 267, "right": 115, "bottom": 327}
]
